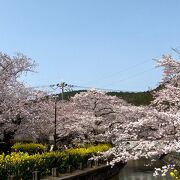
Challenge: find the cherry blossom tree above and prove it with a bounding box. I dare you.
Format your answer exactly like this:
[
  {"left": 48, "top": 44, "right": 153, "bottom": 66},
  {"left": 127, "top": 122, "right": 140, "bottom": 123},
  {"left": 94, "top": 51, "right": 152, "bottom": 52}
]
[
  {"left": 0, "top": 52, "right": 54, "bottom": 145},
  {"left": 55, "top": 101, "right": 101, "bottom": 144},
  {"left": 35, "top": 90, "right": 126, "bottom": 145},
  {"left": 0, "top": 52, "right": 36, "bottom": 144},
  {"left": 103, "top": 106, "right": 180, "bottom": 165},
  {"left": 153, "top": 54, "right": 180, "bottom": 113},
  {"left": 103, "top": 54, "right": 180, "bottom": 164},
  {"left": 15, "top": 96, "right": 55, "bottom": 142},
  {"left": 66, "top": 90, "right": 128, "bottom": 143}
]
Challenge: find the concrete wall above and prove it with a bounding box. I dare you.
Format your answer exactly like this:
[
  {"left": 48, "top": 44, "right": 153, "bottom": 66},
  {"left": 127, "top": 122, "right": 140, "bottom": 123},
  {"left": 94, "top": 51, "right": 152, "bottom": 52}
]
[{"left": 58, "top": 162, "right": 125, "bottom": 180}]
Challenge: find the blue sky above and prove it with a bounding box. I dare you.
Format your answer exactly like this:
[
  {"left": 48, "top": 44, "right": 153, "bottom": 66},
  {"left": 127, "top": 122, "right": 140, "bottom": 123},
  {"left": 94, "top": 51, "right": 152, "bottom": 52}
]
[{"left": 0, "top": 0, "right": 180, "bottom": 92}]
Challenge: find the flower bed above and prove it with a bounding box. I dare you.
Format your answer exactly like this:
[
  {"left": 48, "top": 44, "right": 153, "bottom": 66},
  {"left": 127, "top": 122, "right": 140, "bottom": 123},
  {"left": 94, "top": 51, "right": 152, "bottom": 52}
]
[{"left": 0, "top": 144, "right": 111, "bottom": 179}]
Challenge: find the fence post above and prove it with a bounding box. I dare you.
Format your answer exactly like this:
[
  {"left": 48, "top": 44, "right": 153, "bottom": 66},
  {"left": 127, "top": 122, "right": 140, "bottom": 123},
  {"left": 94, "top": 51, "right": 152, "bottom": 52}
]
[
  {"left": 87, "top": 159, "right": 93, "bottom": 168},
  {"left": 32, "top": 171, "right": 40, "bottom": 180},
  {"left": 78, "top": 162, "right": 83, "bottom": 170},
  {"left": 67, "top": 165, "right": 72, "bottom": 173},
  {"left": 94, "top": 159, "right": 99, "bottom": 166},
  {"left": 52, "top": 168, "right": 58, "bottom": 177}
]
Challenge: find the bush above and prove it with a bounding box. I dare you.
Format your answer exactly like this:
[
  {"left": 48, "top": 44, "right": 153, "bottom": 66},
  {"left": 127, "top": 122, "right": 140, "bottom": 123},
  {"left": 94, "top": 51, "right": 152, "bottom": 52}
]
[
  {"left": 0, "top": 144, "right": 111, "bottom": 179},
  {"left": 11, "top": 143, "right": 45, "bottom": 154}
]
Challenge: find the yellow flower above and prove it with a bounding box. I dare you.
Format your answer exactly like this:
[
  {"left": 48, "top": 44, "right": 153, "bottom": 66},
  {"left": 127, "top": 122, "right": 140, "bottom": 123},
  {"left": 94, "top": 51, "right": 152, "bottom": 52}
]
[{"left": 170, "top": 172, "right": 175, "bottom": 177}]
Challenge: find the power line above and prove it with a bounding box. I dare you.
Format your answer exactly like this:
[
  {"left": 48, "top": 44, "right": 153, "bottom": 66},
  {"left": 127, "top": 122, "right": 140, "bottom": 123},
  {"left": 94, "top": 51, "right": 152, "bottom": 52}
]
[
  {"left": 29, "top": 66, "right": 157, "bottom": 93},
  {"left": 101, "top": 67, "right": 156, "bottom": 89},
  {"left": 86, "top": 59, "right": 151, "bottom": 85},
  {"left": 28, "top": 60, "right": 156, "bottom": 93},
  {"left": 30, "top": 81, "right": 142, "bottom": 93},
  {"left": 30, "top": 82, "right": 116, "bottom": 92}
]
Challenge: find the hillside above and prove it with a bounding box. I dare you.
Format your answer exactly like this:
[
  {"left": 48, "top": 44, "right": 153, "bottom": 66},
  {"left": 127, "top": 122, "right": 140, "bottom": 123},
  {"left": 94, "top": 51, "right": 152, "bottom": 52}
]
[{"left": 60, "top": 89, "right": 154, "bottom": 106}]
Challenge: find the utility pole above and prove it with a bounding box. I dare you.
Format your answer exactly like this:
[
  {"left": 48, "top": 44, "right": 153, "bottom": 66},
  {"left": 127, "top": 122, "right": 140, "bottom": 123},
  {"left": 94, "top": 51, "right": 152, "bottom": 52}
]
[
  {"left": 54, "top": 97, "right": 57, "bottom": 147},
  {"left": 57, "top": 82, "right": 67, "bottom": 101},
  {"left": 54, "top": 82, "right": 67, "bottom": 147}
]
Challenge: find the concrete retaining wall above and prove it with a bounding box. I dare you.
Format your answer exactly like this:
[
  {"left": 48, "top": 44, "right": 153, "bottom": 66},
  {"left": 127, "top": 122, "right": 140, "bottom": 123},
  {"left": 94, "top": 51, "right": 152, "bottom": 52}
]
[
  {"left": 42, "top": 162, "right": 125, "bottom": 180},
  {"left": 58, "top": 162, "right": 125, "bottom": 180}
]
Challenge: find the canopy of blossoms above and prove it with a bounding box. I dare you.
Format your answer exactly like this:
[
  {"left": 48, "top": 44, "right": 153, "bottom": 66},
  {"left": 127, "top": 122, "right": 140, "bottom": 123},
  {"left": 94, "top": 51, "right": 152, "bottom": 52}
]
[{"left": 1, "top": 52, "right": 179, "bottom": 164}]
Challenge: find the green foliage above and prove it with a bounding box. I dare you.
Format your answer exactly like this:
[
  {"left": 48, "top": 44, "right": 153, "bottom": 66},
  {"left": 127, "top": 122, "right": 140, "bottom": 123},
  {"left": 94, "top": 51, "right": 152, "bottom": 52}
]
[
  {"left": 11, "top": 143, "right": 45, "bottom": 155},
  {"left": 58, "top": 90, "right": 154, "bottom": 106},
  {"left": 0, "top": 144, "right": 111, "bottom": 179},
  {"left": 107, "top": 91, "right": 153, "bottom": 106}
]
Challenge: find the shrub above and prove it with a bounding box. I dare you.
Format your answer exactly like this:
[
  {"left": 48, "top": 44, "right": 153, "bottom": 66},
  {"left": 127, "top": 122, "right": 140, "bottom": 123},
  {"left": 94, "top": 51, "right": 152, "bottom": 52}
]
[{"left": 11, "top": 143, "right": 45, "bottom": 154}]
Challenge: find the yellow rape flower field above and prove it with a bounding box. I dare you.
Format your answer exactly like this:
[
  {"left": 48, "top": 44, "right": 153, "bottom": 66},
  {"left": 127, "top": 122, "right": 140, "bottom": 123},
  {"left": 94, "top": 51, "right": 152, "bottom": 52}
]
[{"left": 0, "top": 144, "right": 111, "bottom": 179}]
